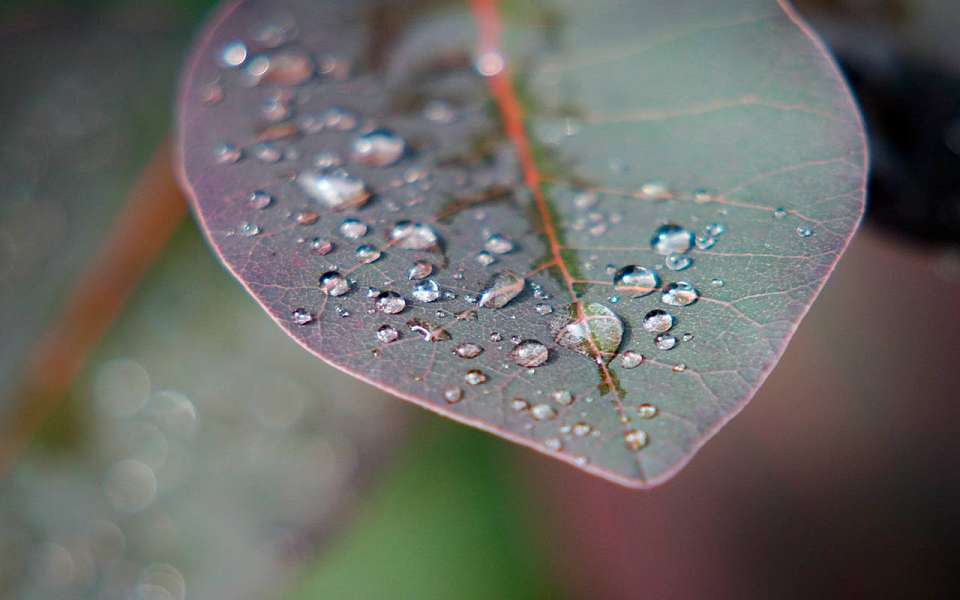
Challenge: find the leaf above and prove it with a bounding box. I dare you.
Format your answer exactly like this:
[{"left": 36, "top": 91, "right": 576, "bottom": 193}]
[{"left": 176, "top": 0, "right": 866, "bottom": 487}]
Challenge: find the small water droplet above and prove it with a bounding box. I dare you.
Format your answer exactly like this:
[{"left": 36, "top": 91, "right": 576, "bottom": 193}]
[
  {"left": 476, "top": 251, "right": 496, "bottom": 266},
  {"left": 298, "top": 172, "right": 370, "bottom": 210},
  {"left": 424, "top": 100, "right": 456, "bottom": 124},
  {"left": 642, "top": 309, "right": 674, "bottom": 333},
  {"left": 773, "top": 208, "right": 787, "bottom": 219},
  {"left": 484, "top": 233, "right": 514, "bottom": 255},
  {"left": 641, "top": 181, "right": 671, "bottom": 199},
  {"left": 544, "top": 437, "right": 563, "bottom": 451},
  {"left": 200, "top": 81, "right": 225, "bottom": 105},
  {"left": 412, "top": 279, "right": 441, "bottom": 302},
  {"left": 319, "top": 271, "right": 351, "bottom": 296},
  {"left": 377, "top": 324, "right": 399, "bottom": 343},
  {"left": 351, "top": 129, "right": 406, "bottom": 167},
  {"left": 655, "top": 334, "right": 677, "bottom": 350},
  {"left": 651, "top": 224, "right": 694, "bottom": 255},
  {"left": 637, "top": 403, "right": 658, "bottom": 419},
  {"left": 695, "top": 236, "right": 716, "bottom": 250},
  {"left": 355, "top": 244, "right": 382, "bottom": 263},
  {"left": 613, "top": 266, "right": 660, "bottom": 297},
  {"left": 510, "top": 340, "right": 549, "bottom": 368},
  {"left": 572, "top": 422, "right": 592, "bottom": 437},
  {"left": 510, "top": 398, "right": 529, "bottom": 412},
  {"left": 390, "top": 221, "right": 440, "bottom": 250},
  {"left": 672, "top": 363, "right": 687, "bottom": 373},
  {"left": 535, "top": 303, "right": 554, "bottom": 315},
  {"left": 408, "top": 260, "right": 433, "bottom": 280},
  {"left": 219, "top": 41, "right": 247, "bottom": 67},
  {"left": 796, "top": 226, "right": 814, "bottom": 238},
  {"left": 311, "top": 238, "right": 334, "bottom": 255},
  {"left": 445, "top": 387, "right": 464, "bottom": 403},
  {"left": 215, "top": 143, "right": 242, "bottom": 164},
  {"left": 248, "top": 191, "right": 273, "bottom": 210},
  {"left": 291, "top": 308, "right": 313, "bottom": 325},
  {"left": 479, "top": 271, "right": 525, "bottom": 309},
  {"left": 624, "top": 429, "right": 648, "bottom": 450},
  {"left": 530, "top": 403, "right": 557, "bottom": 421},
  {"left": 375, "top": 291, "right": 406, "bottom": 314},
  {"left": 252, "top": 142, "right": 281, "bottom": 163},
  {"left": 260, "top": 48, "right": 314, "bottom": 85},
  {"left": 475, "top": 50, "right": 505, "bottom": 76},
  {"left": 705, "top": 223, "right": 726, "bottom": 236},
  {"left": 465, "top": 369, "right": 488, "bottom": 385},
  {"left": 621, "top": 351, "right": 644, "bottom": 369},
  {"left": 661, "top": 282, "right": 700, "bottom": 307},
  {"left": 295, "top": 210, "right": 319, "bottom": 225},
  {"left": 489, "top": 332, "right": 503, "bottom": 342},
  {"left": 339, "top": 218, "right": 368, "bottom": 239},
  {"left": 710, "top": 278, "right": 724, "bottom": 288},
  {"left": 238, "top": 222, "right": 261, "bottom": 237},
  {"left": 665, "top": 254, "right": 692, "bottom": 271},
  {"left": 453, "top": 343, "right": 484, "bottom": 359},
  {"left": 551, "top": 390, "right": 574, "bottom": 406}
]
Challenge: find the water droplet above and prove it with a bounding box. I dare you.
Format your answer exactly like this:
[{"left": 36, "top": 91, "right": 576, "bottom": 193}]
[
  {"left": 796, "top": 226, "right": 814, "bottom": 238},
  {"left": 412, "top": 279, "right": 441, "bottom": 302},
  {"left": 621, "top": 351, "right": 644, "bottom": 369},
  {"left": 445, "top": 387, "right": 464, "bottom": 403},
  {"left": 260, "top": 48, "right": 314, "bottom": 85},
  {"left": 695, "top": 236, "right": 716, "bottom": 250},
  {"left": 624, "top": 429, "right": 648, "bottom": 450},
  {"left": 465, "top": 369, "right": 487, "bottom": 385},
  {"left": 311, "top": 238, "right": 334, "bottom": 255},
  {"left": 339, "top": 218, "right": 368, "bottom": 239},
  {"left": 424, "top": 100, "right": 456, "bottom": 124},
  {"left": 248, "top": 191, "right": 273, "bottom": 209},
  {"left": 390, "top": 221, "right": 440, "bottom": 250},
  {"left": 641, "top": 181, "right": 671, "bottom": 199},
  {"left": 408, "top": 260, "right": 433, "bottom": 280},
  {"left": 661, "top": 282, "right": 700, "bottom": 307},
  {"left": 655, "top": 334, "right": 677, "bottom": 350},
  {"left": 355, "top": 244, "right": 382, "bottom": 263},
  {"left": 637, "top": 403, "right": 658, "bottom": 418},
  {"left": 298, "top": 172, "right": 370, "bottom": 210},
  {"left": 200, "top": 81, "right": 224, "bottom": 105},
  {"left": 351, "top": 129, "right": 405, "bottom": 167},
  {"left": 377, "top": 324, "right": 399, "bottom": 343},
  {"left": 215, "top": 143, "right": 242, "bottom": 164},
  {"left": 535, "top": 303, "right": 554, "bottom": 315},
  {"left": 553, "top": 303, "right": 623, "bottom": 361},
  {"left": 453, "top": 343, "right": 484, "bottom": 359},
  {"left": 672, "top": 363, "right": 687, "bottom": 373},
  {"left": 490, "top": 332, "right": 503, "bottom": 342},
  {"left": 551, "top": 390, "right": 574, "bottom": 406},
  {"left": 375, "top": 291, "right": 406, "bottom": 314},
  {"left": 296, "top": 210, "right": 319, "bottom": 225},
  {"left": 510, "top": 398, "right": 529, "bottom": 412},
  {"left": 238, "top": 222, "right": 261, "bottom": 237},
  {"left": 476, "top": 251, "right": 496, "bottom": 266},
  {"left": 572, "top": 422, "right": 592, "bottom": 437},
  {"left": 313, "top": 151, "right": 342, "bottom": 168},
  {"left": 219, "top": 41, "right": 247, "bottom": 67},
  {"left": 773, "top": 207, "right": 787, "bottom": 219},
  {"left": 710, "top": 278, "right": 724, "bottom": 287},
  {"left": 484, "top": 233, "right": 514, "bottom": 255},
  {"left": 479, "top": 271, "right": 525, "bottom": 309},
  {"left": 252, "top": 142, "right": 282, "bottom": 163},
  {"left": 705, "top": 223, "right": 726, "bottom": 236},
  {"left": 261, "top": 96, "right": 292, "bottom": 122},
  {"left": 291, "top": 308, "right": 313, "bottom": 325},
  {"left": 510, "top": 340, "right": 549, "bottom": 367},
  {"left": 544, "top": 437, "right": 563, "bottom": 451},
  {"left": 319, "top": 271, "right": 351, "bottom": 296},
  {"left": 613, "top": 266, "right": 660, "bottom": 297},
  {"left": 530, "top": 403, "right": 557, "bottom": 421},
  {"left": 475, "top": 50, "right": 505, "bottom": 76},
  {"left": 682, "top": 333, "right": 694, "bottom": 342},
  {"left": 651, "top": 224, "right": 694, "bottom": 255},
  {"left": 665, "top": 254, "right": 692, "bottom": 271},
  {"left": 642, "top": 309, "right": 674, "bottom": 333}
]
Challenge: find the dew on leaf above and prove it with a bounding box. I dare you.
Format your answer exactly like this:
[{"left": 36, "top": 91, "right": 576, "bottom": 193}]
[
  {"left": 298, "top": 171, "right": 370, "bottom": 210},
  {"left": 672, "top": 363, "right": 687, "bottom": 373},
  {"left": 478, "top": 271, "right": 525, "bottom": 309},
  {"left": 408, "top": 260, "right": 433, "bottom": 280},
  {"left": 661, "top": 282, "right": 700, "bottom": 307},
  {"left": 655, "top": 334, "right": 677, "bottom": 350},
  {"left": 464, "top": 370, "right": 487, "bottom": 385},
  {"left": 453, "top": 343, "right": 484, "bottom": 359},
  {"left": 238, "top": 222, "right": 261, "bottom": 237},
  {"left": 641, "top": 181, "right": 671, "bottom": 199},
  {"left": 551, "top": 390, "right": 574, "bottom": 405},
  {"left": 665, "top": 254, "right": 692, "bottom": 271},
  {"left": 424, "top": 100, "right": 456, "bottom": 124},
  {"left": 351, "top": 129, "right": 406, "bottom": 167},
  {"left": 259, "top": 49, "right": 314, "bottom": 85},
  {"left": 339, "top": 218, "right": 368, "bottom": 239},
  {"left": 490, "top": 332, "right": 503, "bottom": 342},
  {"left": 295, "top": 210, "right": 319, "bottom": 225},
  {"left": 642, "top": 309, "right": 674, "bottom": 333},
  {"left": 572, "top": 422, "right": 592, "bottom": 437},
  {"left": 613, "top": 266, "right": 660, "bottom": 297},
  {"left": 389, "top": 221, "right": 440, "bottom": 250},
  {"left": 310, "top": 238, "right": 334, "bottom": 255},
  {"left": 682, "top": 333, "right": 694, "bottom": 342},
  {"left": 319, "top": 271, "right": 351, "bottom": 296},
  {"left": 444, "top": 387, "right": 464, "bottom": 403},
  {"left": 219, "top": 41, "right": 247, "bottom": 67},
  {"left": 796, "top": 226, "right": 814, "bottom": 238},
  {"left": 375, "top": 291, "right": 406, "bottom": 314},
  {"left": 621, "top": 351, "right": 644, "bottom": 369},
  {"left": 774, "top": 208, "right": 787, "bottom": 219},
  {"left": 248, "top": 191, "right": 273, "bottom": 210},
  {"left": 476, "top": 251, "right": 495, "bottom": 266},
  {"left": 215, "top": 143, "right": 242, "bottom": 164},
  {"left": 624, "top": 429, "right": 649, "bottom": 450},
  {"left": 530, "top": 403, "right": 557, "bottom": 421},
  {"left": 510, "top": 398, "right": 529, "bottom": 412},
  {"left": 637, "top": 403, "right": 658, "bottom": 419},
  {"left": 376, "top": 324, "right": 399, "bottom": 343},
  {"left": 553, "top": 303, "right": 623, "bottom": 361},
  {"left": 535, "top": 303, "right": 554, "bottom": 315},
  {"left": 200, "top": 81, "right": 224, "bottom": 105},
  {"left": 484, "top": 233, "right": 514, "bottom": 255},
  {"left": 261, "top": 96, "right": 292, "bottom": 122},
  {"left": 696, "top": 236, "right": 716, "bottom": 250},
  {"left": 510, "top": 340, "right": 550, "bottom": 368},
  {"left": 706, "top": 223, "right": 726, "bottom": 236},
  {"left": 355, "top": 244, "right": 382, "bottom": 263},
  {"left": 252, "top": 142, "right": 281, "bottom": 163},
  {"left": 475, "top": 50, "right": 505, "bottom": 77},
  {"left": 710, "top": 278, "right": 724, "bottom": 287},
  {"left": 651, "top": 224, "right": 694, "bottom": 255},
  {"left": 291, "top": 308, "right": 313, "bottom": 326},
  {"left": 412, "top": 279, "right": 441, "bottom": 302},
  {"left": 314, "top": 151, "right": 342, "bottom": 168},
  {"left": 544, "top": 437, "right": 563, "bottom": 451}
]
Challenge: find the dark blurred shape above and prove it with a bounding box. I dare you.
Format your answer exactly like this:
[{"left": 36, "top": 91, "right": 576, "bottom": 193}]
[{"left": 798, "top": 0, "right": 960, "bottom": 244}]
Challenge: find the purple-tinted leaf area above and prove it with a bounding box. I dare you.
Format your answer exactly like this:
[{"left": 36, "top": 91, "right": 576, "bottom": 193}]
[{"left": 176, "top": 0, "right": 866, "bottom": 487}]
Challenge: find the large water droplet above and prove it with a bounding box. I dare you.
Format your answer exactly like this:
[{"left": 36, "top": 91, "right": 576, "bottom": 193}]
[
  {"left": 260, "top": 49, "right": 314, "bottom": 85},
  {"left": 339, "top": 218, "right": 368, "bottom": 239},
  {"left": 375, "top": 291, "right": 406, "bottom": 314},
  {"left": 412, "top": 279, "right": 441, "bottom": 302},
  {"left": 553, "top": 303, "right": 623, "bottom": 361},
  {"left": 613, "top": 266, "right": 660, "bottom": 297},
  {"left": 319, "top": 271, "right": 351, "bottom": 296},
  {"left": 621, "top": 351, "right": 644, "bottom": 369},
  {"left": 651, "top": 224, "right": 694, "bottom": 255},
  {"left": 351, "top": 129, "right": 405, "bottom": 167},
  {"left": 655, "top": 334, "right": 677, "bottom": 350},
  {"left": 661, "top": 282, "right": 700, "bottom": 307},
  {"left": 390, "top": 221, "right": 440, "bottom": 250},
  {"left": 298, "top": 172, "right": 370, "bottom": 210},
  {"left": 355, "top": 244, "right": 381, "bottom": 263},
  {"left": 642, "top": 309, "right": 674, "bottom": 333},
  {"left": 478, "top": 271, "right": 525, "bottom": 309},
  {"left": 510, "top": 340, "right": 549, "bottom": 367}
]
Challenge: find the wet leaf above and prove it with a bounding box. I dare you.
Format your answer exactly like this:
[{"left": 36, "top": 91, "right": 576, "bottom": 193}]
[{"left": 176, "top": 0, "right": 866, "bottom": 487}]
